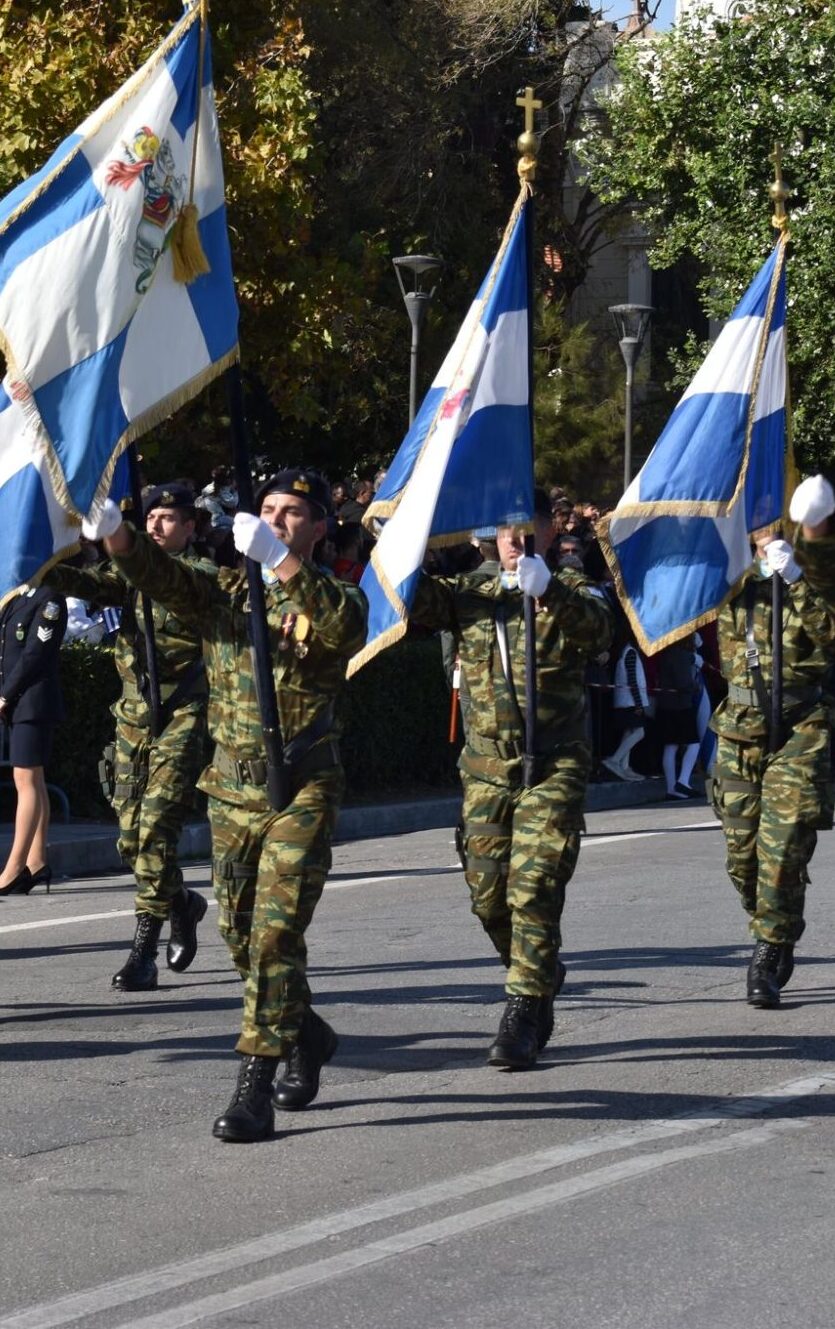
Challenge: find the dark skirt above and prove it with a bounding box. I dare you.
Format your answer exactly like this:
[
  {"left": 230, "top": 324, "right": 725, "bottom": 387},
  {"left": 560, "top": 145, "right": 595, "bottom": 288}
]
[
  {"left": 8, "top": 721, "right": 55, "bottom": 769},
  {"left": 656, "top": 708, "right": 699, "bottom": 746},
  {"left": 613, "top": 706, "right": 645, "bottom": 732}
]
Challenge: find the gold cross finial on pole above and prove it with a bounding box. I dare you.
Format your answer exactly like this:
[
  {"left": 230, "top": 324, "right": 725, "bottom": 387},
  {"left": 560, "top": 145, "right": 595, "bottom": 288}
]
[
  {"left": 516, "top": 86, "right": 542, "bottom": 185},
  {"left": 769, "top": 142, "right": 790, "bottom": 233}
]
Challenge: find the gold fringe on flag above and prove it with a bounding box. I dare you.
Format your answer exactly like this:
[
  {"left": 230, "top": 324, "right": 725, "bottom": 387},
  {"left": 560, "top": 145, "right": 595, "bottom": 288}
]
[{"left": 171, "top": 0, "right": 211, "bottom": 285}]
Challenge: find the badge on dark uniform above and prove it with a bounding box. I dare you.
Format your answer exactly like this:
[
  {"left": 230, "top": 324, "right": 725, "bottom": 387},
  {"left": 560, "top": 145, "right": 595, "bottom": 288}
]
[{"left": 15, "top": 624, "right": 25, "bottom": 641}]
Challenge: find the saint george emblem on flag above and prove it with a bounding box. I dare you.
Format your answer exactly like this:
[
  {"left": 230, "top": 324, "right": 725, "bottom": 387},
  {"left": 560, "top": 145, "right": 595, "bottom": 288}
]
[
  {"left": 347, "top": 190, "right": 535, "bottom": 675},
  {"left": 598, "top": 237, "right": 788, "bottom": 654},
  {"left": 0, "top": 2, "right": 239, "bottom": 606}
]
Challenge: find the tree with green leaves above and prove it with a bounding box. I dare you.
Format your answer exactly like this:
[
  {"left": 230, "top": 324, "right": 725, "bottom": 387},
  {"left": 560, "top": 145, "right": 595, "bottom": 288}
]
[
  {"left": 579, "top": 0, "right": 835, "bottom": 470},
  {"left": 0, "top": 1, "right": 661, "bottom": 493}
]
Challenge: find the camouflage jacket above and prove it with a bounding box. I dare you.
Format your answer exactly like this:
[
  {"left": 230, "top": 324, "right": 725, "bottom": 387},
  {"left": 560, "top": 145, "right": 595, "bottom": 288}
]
[
  {"left": 49, "top": 548, "right": 216, "bottom": 726},
  {"left": 412, "top": 565, "right": 613, "bottom": 747},
  {"left": 111, "top": 530, "right": 367, "bottom": 802},
  {"left": 711, "top": 557, "right": 835, "bottom": 741}
]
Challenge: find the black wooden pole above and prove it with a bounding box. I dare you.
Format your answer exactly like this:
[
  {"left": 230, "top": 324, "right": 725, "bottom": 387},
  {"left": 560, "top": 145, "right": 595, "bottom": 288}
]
[
  {"left": 770, "top": 569, "right": 783, "bottom": 752},
  {"left": 226, "top": 363, "right": 289, "bottom": 811},
  {"left": 127, "top": 444, "right": 162, "bottom": 738}
]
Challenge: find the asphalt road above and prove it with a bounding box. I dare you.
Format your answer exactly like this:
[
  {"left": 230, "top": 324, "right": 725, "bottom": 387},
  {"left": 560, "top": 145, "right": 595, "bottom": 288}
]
[{"left": 1, "top": 800, "right": 834, "bottom": 1329}]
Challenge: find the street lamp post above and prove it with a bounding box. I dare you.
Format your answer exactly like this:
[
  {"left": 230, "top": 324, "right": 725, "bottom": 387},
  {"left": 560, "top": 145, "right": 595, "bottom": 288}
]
[
  {"left": 608, "top": 303, "right": 653, "bottom": 492},
  {"left": 393, "top": 254, "right": 442, "bottom": 425}
]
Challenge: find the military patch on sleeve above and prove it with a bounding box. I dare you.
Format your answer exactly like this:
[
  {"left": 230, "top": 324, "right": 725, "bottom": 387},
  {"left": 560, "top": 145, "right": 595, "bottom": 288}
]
[
  {"left": 43, "top": 601, "right": 61, "bottom": 621},
  {"left": 584, "top": 586, "right": 607, "bottom": 599},
  {"left": 37, "top": 625, "right": 54, "bottom": 642}
]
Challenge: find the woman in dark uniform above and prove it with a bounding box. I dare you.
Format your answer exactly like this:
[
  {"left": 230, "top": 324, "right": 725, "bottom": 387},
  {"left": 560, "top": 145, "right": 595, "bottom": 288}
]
[{"left": 0, "top": 584, "right": 67, "bottom": 895}]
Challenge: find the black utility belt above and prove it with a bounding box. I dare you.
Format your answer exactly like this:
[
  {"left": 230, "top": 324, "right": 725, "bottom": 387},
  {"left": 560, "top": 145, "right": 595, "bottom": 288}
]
[
  {"left": 467, "top": 729, "right": 572, "bottom": 761},
  {"left": 214, "top": 739, "right": 339, "bottom": 789},
  {"left": 728, "top": 682, "right": 822, "bottom": 708}
]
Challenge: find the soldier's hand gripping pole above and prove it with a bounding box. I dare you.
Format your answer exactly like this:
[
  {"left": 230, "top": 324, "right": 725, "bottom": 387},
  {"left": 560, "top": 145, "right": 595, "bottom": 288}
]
[
  {"left": 127, "top": 444, "right": 163, "bottom": 738},
  {"left": 226, "top": 363, "right": 289, "bottom": 812}
]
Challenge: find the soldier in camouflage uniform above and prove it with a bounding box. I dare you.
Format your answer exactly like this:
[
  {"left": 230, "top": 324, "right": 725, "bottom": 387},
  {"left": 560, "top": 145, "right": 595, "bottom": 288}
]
[
  {"left": 709, "top": 473, "right": 835, "bottom": 1008},
  {"left": 412, "top": 490, "right": 614, "bottom": 1069},
  {"left": 85, "top": 470, "right": 366, "bottom": 1142},
  {"left": 51, "top": 484, "right": 215, "bottom": 990}
]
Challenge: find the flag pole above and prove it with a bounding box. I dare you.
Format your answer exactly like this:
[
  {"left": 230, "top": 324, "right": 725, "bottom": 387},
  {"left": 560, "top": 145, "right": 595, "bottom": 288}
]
[
  {"left": 769, "top": 144, "right": 790, "bottom": 753},
  {"left": 226, "top": 363, "right": 289, "bottom": 812},
  {"left": 127, "top": 444, "right": 163, "bottom": 738},
  {"left": 516, "top": 87, "right": 541, "bottom": 789}
]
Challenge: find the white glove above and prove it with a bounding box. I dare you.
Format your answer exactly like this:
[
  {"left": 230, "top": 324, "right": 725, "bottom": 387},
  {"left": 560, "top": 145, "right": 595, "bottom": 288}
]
[
  {"left": 789, "top": 474, "right": 835, "bottom": 526},
  {"left": 765, "top": 538, "right": 802, "bottom": 584},
  {"left": 81, "top": 498, "right": 123, "bottom": 541},
  {"left": 232, "top": 511, "right": 289, "bottom": 569},
  {"left": 517, "top": 553, "right": 551, "bottom": 598}
]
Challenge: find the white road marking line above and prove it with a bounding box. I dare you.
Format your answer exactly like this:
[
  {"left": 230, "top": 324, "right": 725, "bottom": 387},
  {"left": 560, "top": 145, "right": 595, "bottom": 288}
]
[
  {"left": 90, "top": 1121, "right": 812, "bottom": 1329},
  {"left": 1, "top": 819, "right": 715, "bottom": 938},
  {"left": 0, "top": 877, "right": 410, "bottom": 936},
  {"left": 581, "top": 819, "right": 717, "bottom": 848},
  {"left": 1, "top": 1071, "right": 831, "bottom": 1329}
]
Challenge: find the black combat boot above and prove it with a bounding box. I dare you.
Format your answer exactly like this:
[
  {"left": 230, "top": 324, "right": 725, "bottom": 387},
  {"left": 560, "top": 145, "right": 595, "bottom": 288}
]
[
  {"left": 212, "top": 1055, "right": 278, "bottom": 1142},
  {"left": 488, "top": 995, "right": 541, "bottom": 1070},
  {"left": 746, "top": 940, "right": 782, "bottom": 1008},
  {"left": 775, "top": 942, "right": 795, "bottom": 990},
  {"left": 112, "top": 914, "right": 163, "bottom": 991},
  {"left": 273, "top": 1010, "right": 339, "bottom": 1111},
  {"left": 166, "top": 888, "right": 209, "bottom": 972},
  {"left": 537, "top": 958, "right": 567, "bottom": 1051}
]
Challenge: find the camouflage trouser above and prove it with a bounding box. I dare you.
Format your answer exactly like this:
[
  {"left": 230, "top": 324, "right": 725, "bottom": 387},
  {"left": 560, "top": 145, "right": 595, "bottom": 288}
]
[
  {"left": 711, "top": 718, "right": 833, "bottom": 943},
  {"left": 111, "top": 706, "right": 206, "bottom": 920},
  {"left": 460, "top": 740, "right": 590, "bottom": 997},
  {"left": 209, "top": 766, "right": 344, "bottom": 1058}
]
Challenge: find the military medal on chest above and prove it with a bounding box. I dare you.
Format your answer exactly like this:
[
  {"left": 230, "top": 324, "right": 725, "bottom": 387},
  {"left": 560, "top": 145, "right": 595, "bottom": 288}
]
[
  {"left": 278, "top": 611, "right": 295, "bottom": 652},
  {"left": 294, "top": 613, "right": 311, "bottom": 658}
]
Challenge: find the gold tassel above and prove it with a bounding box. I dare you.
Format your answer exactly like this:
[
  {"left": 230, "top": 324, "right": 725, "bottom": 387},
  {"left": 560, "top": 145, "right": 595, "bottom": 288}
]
[{"left": 170, "top": 203, "right": 210, "bottom": 284}]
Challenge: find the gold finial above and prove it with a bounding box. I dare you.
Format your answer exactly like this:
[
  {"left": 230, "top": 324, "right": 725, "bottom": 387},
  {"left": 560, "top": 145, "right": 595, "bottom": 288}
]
[
  {"left": 516, "top": 86, "right": 542, "bottom": 185},
  {"left": 769, "top": 142, "right": 790, "bottom": 233}
]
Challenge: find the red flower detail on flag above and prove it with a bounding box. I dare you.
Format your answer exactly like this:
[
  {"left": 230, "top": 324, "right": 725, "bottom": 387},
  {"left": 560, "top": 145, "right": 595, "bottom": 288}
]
[{"left": 440, "top": 388, "right": 469, "bottom": 419}]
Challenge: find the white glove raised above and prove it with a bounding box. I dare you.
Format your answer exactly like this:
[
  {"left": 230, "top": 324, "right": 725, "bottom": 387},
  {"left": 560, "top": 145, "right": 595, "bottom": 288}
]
[
  {"left": 81, "top": 498, "right": 123, "bottom": 541},
  {"left": 764, "top": 538, "right": 802, "bottom": 584},
  {"left": 517, "top": 553, "right": 551, "bottom": 598},
  {"left": 789, "top": 474, "right": 835, "bottom": 526},
  {"left": 232, "top": 511, "right": 289, "bottom": 570}
]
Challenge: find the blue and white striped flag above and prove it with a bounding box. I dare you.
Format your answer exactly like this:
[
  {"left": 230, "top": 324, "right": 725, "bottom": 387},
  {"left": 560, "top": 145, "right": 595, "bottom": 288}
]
[
  {"left": 348, "top": 190, "right": 535, "bottom": 675},
  {"left": 0, "top": 3, "right": 238, "bottom": 605},
  {"left": 599, "top": 238, "right": 788, "bottom": 654}
]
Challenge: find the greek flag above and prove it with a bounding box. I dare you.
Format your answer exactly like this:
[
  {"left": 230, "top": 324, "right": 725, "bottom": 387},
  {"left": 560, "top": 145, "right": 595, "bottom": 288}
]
[
  {"left": 599, "top": 238, "right": 788, "bottom": 654},
  {"left": 0, "top": 3, "right": 238, "bottom": 606},
  {"left": 348, "top": 191, "right": 535, "bottom": 675}
]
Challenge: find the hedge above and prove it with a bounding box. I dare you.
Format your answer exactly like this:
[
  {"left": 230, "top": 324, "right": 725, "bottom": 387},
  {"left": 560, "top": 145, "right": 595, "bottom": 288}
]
[{"left": 36, "top": 635, "right": 461, "bottom": 819}]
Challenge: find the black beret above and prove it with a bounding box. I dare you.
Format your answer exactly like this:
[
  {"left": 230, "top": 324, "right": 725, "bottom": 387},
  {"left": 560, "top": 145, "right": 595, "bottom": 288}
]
[
  {"left": 254, "top": 469, "right": 332, "bottom": 518},
  {"left": 143, "top": 482, "right": 196, "bottom": 516}
]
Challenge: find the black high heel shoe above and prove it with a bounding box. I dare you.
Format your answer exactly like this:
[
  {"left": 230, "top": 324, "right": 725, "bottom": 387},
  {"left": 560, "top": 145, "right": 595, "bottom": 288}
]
[
  {"left": 0, "top": 867, "right": 33, "bottom": 897},
  {"left": 27, "top": 865, "right": 52, "bottom": 894}
]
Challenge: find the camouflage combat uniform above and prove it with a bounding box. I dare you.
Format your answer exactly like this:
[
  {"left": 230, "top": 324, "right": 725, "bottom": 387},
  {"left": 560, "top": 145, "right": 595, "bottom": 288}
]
[
  {"left": 413, "top": 564, "right": 613, "bottom": 997},
  {"left": 50, "top": 553, "right": 215, "bottom": 919},
  {"left": 111, "top": 530, "right": 367, "bottom": 1057},
  {"left": 709, "top": 554, "right": 835, "bottom": 944}
]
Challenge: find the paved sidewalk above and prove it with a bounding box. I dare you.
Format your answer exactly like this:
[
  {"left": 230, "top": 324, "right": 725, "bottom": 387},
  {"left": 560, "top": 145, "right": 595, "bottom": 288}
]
[{"left": 0, "top": 775, "right": 703, "bottom": 880}]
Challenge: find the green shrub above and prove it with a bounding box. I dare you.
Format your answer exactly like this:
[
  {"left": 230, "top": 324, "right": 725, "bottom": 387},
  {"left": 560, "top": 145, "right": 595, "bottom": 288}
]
[{"left": 40, "top": 635, "right": 459, "bottom": 818}]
